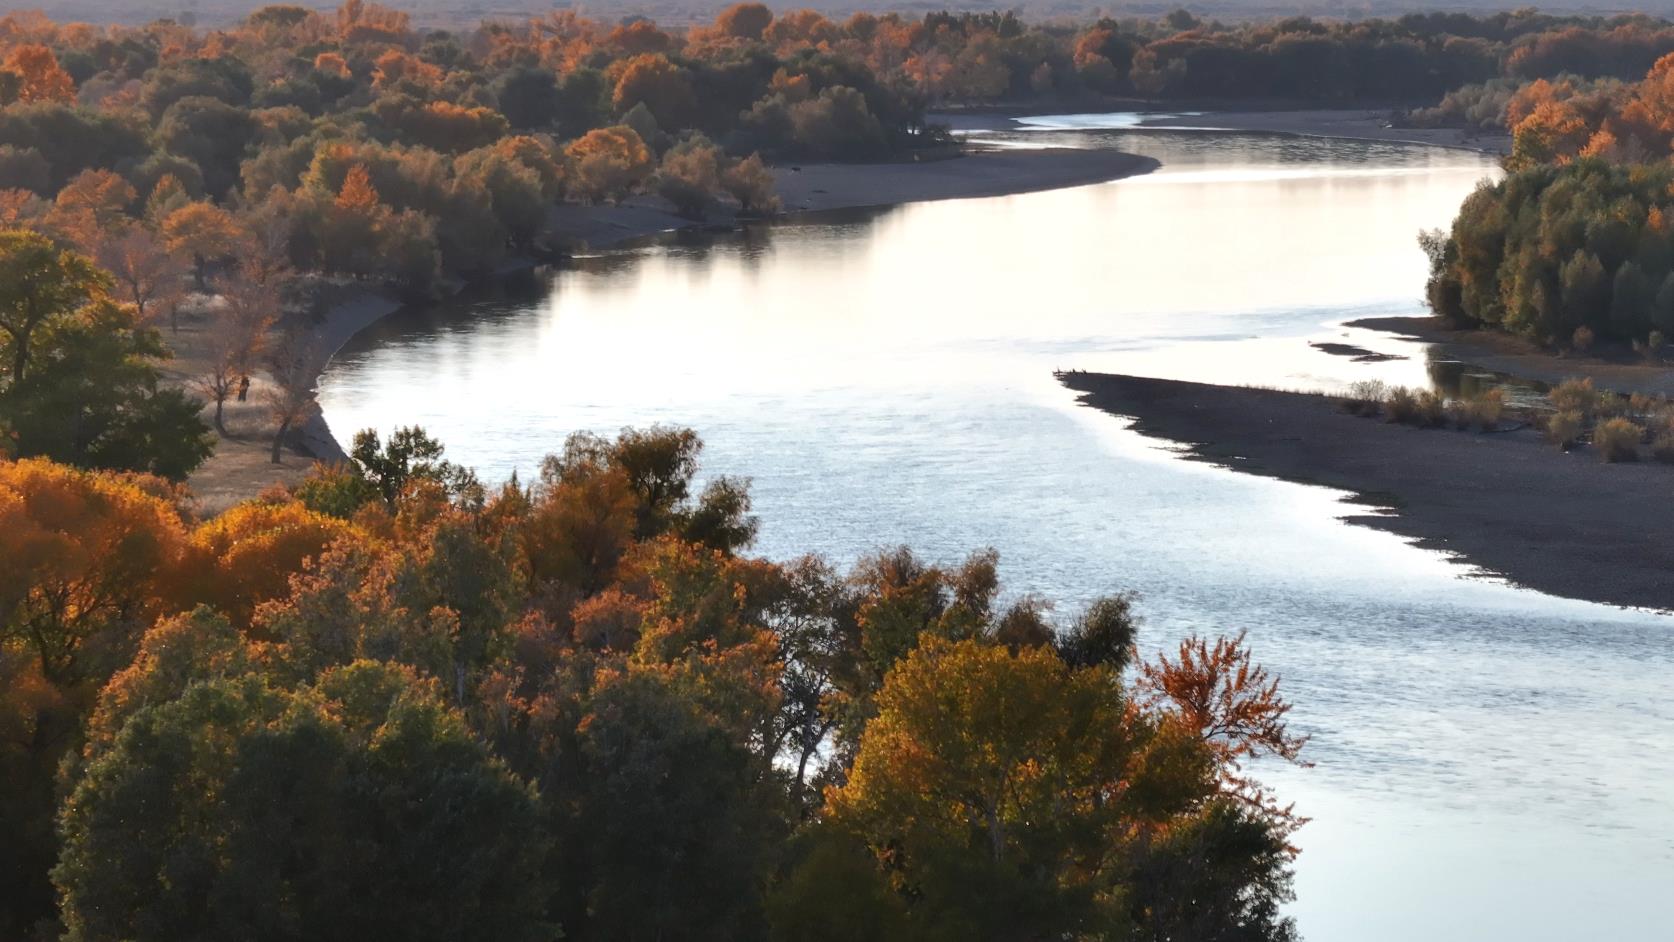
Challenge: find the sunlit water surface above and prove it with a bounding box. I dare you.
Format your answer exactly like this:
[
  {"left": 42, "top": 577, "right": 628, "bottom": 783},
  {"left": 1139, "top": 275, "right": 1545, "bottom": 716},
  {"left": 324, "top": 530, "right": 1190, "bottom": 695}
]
[{"left": 319, "top": 124, "right": 1674, "bottom": 940}]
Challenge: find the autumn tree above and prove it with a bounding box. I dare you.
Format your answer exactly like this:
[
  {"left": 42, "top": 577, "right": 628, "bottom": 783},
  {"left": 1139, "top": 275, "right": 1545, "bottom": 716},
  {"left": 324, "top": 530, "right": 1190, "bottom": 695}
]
[
  {"left": 194, "top": 264, "right": 277, "bottom": 433},
  {"left": 0, "top": 458, "right": 188, "bottom": 931},
  {"left": 94, "top": 226, "right": 188, "bottom": 328},
  {"left": 1, "top": 44, "right": 75, "bottom": 104},
  {"left": 656, "top": 133, "right": 724, "bottom": 218},
  {"left": 564, "top": 125, "right": 653, "bottom": 204},
  {"left": 1140, "top": 630, "right": 1311, "bottom": 830},
  {"left": 261, "top": 323, "right": 321, "bottom": 463},
  {"left": 611, "top": 53, "right": 698, "bottom": 130},
  {"left": 716, "top": 3, "right": 774, "bottom": 41},
  {"left": 161, "top": 201, "right": 246, "bottom": 288},
  {"left": 46, "top": 168, "right": 137, "bottom": 249},
  {"left": 187, "top": 499, "right": 360, "bottom": 626},
  {"left": 722, "top": 152, "right": 780, "bottom": 214}
]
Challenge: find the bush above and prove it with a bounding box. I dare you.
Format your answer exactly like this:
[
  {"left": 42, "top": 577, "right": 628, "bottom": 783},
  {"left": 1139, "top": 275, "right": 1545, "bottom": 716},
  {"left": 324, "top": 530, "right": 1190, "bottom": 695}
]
[
  {"left": 1649, "top": 329, "right": 1666, "bottom": 361},
  {"left": 1460, "top": 388, "right": 1505, "bottom": 431},
  {"left": 1549, "top": 377, "right": 1598, "bottom": 417},
  {"left": 1594, "top": 417, "right": 1643, "bottom": 462},
  {"left": 1652, "top": 433, "right": 1674, "bottom": 464},
  {"left": 1547, "top": 410, "right": 1582, "bottom": 449},
  {"left": 1339, "top": 379, "right": 1388, "bottom": 416},
  {"left": 1571, "top": 325, "right": 1594, "bottom": 353},
  {"left": 1414, "top": 390, "right": 1448, "bottom": 428},
  {"left": 1384, "top": 386, "right": 1417, "bottom": 424}
]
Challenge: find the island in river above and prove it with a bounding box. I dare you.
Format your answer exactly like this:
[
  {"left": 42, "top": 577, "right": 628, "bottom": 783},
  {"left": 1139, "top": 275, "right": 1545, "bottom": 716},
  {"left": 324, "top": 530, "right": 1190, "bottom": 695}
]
[{"left": 1062, "top": 370, "right": 1674, "bottom": 612}]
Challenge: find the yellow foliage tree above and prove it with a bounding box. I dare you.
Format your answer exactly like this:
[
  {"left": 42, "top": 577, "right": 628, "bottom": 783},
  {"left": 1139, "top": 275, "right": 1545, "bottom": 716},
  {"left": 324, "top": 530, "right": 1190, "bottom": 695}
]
[{"left": 188, "top": 499, "right": 361, "bottom": 627}]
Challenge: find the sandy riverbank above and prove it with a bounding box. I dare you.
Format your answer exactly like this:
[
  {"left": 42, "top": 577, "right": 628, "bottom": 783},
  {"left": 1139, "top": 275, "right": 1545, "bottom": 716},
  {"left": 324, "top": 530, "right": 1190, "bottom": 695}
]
[
  {"left": 1063, "top": 371, "right": 1674, "bottom": 612},
  {"left": 562, "top": 145, "right": 1159, "bottom": 249},
  {"left": 180, "top": 144, "right": 1159, "bottom": 508}
]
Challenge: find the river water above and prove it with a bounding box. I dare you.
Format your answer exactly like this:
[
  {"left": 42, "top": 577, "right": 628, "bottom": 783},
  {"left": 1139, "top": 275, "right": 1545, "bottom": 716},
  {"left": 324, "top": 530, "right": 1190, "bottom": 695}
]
[{"left": 318, "top": 120, "right": 1674, "bottom": 940}]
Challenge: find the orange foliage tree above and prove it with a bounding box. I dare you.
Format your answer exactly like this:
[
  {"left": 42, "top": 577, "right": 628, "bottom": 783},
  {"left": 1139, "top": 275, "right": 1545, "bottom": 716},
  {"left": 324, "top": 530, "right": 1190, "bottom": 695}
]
[
  {"left": 187, "top": 499, "right": 362, "bottom": 627},
  {"left": 1, "top": 44, "right": 74, "bottom": 103},
  {"left": 563, "top": 125, "right": 653, "bottom": 204}
]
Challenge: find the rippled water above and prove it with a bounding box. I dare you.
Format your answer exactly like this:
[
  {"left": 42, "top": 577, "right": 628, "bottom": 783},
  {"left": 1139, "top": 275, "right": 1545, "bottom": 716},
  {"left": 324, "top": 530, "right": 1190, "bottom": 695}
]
[{"left": 319, "top": 124, "right": 1674, "bottom": 940}]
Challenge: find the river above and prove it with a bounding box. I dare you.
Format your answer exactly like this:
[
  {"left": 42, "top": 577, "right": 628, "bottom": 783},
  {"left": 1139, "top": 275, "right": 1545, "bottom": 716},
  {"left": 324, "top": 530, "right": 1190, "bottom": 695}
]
[{"left": 317, "top": 119, "right": 1674, "bottom": 940}]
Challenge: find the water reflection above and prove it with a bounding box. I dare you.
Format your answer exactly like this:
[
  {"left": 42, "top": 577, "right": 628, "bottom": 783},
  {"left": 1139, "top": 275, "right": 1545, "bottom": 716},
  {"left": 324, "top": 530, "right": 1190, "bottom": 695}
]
[{"left": 320, "top": 128, "right": 1674, "bottom": 942}]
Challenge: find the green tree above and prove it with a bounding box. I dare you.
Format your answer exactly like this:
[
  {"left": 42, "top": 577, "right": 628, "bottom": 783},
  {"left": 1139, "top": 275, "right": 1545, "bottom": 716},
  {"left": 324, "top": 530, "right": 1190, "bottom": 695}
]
[
  {"left": 494, "top": 65, "right": 562, "bottom": 130},
  {"left": 566, "top": 669, "right": 783, "bottom": 941},
  {"left": 55, "top": 663, "right": 554, "bottom": 942},
  {"left": 350, "top": 425, "right": 478, "bottom": 508},
  {"left": 0, "top": 231, "right": 211, "bottom": 478}
]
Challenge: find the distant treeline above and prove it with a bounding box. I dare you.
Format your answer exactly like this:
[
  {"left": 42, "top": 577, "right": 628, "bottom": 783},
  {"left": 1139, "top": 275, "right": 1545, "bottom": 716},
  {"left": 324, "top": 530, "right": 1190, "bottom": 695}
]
[{"left": 0, "top": 5, "right": 1670, "bottom": 291}]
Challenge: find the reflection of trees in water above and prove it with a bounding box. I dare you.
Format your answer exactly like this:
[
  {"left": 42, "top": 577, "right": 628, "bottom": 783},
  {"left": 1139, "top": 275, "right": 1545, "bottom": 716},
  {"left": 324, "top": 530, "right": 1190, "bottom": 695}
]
[{"left": 1423, "top": 345, "right": 1549, "bottom": 407}]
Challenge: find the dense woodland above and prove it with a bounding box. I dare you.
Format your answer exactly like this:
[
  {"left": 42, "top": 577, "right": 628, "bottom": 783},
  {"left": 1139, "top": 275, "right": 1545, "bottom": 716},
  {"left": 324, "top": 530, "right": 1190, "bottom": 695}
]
[
  {"left": 2, "top": 424, "right": 1309, "bottom": 941},
  {"left": 1423, "top": 50, "right": 1674, "bottom": 347}
]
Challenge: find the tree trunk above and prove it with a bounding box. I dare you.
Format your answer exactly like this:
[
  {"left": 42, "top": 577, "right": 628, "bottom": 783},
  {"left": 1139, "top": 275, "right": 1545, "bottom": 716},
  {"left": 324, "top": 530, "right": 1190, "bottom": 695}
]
[
  {"left": 271, "top": 416, "right": 291, "bottom": 463},
  {"left": 213, "top": 396, "right": 226, "bottom": 435},
  {"left": 11, "top": 334, "right": 27, "bottom": 384}
]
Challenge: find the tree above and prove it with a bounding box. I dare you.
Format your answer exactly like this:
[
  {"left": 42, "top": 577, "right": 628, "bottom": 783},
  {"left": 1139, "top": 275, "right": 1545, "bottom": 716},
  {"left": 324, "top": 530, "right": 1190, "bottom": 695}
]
[
  {"left": 722, "top": 153, "right": 780, "bottom": 214},
  {"left": 1, "top": 45, "right": 75, "bottom": 104},
  {"left": 0, "top": 229, "right": 109, "bottom": 385},
  {"left": 156, "top": 95, "right": 261, "bottom": 198},
  {"left": 564, "top": 125, "right": 653, "bottom": 204},
  {"left": 656, "top": 134, "right": 723, "bottom": 219},
  {"left": 825, "top": 637, "right": 1136, "bottom": 939},
  {"left": 0, "top": 230, "right": 211, "bottom": 478},
  {"left": 161, "top": 201, "right": 246, "bottom": 288},
  {"left": 611, "top": 54, "right": 698, "bottom": 130},
  {"left": 0, "top": 458, "right": 188, "bottom": 932},
  {"left": 194, "top": 267, "right": 276, "bottom": 432},
  {"left": 350, "top": 425, "right": 477, "bottom": 508},
  {"left": 716, "top": 2, "right": 773, "bottom": 41},
  {"left": 187, "top": 499, "right": 360, "bottom": 626},
  {"left": 94, "top": 227, "right": 189, "bottom": 328},
  {"left": 566, "top": 669, "right": 783, "bottom": 940},
  {"left": 46, "top": 169, "right": 137, "bottom": 248},
  {"left": 262, "top": 325, "right": 321, "bottom": 463},
  {"left": 55, "top": 665, "right": 554, "bottom": 942},
  {"left": 494, "top": 65, "right": 562, "bottom": 130},
  {"left": 1139, "top": 630, "right": 1310, "bottom": 830}
]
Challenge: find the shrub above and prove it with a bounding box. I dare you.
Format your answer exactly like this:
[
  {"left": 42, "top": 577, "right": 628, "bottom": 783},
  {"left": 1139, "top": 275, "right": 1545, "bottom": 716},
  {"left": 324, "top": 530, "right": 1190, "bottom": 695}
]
[
  {"left": 1649, "top": 329, "right": 1666, "bottom": 360},
  {"left": 1547, "top": 410, "right": 1582, "bottom": 449},
  {"left": 1594, "top": 417, "right": 1643, "bottom": 462},
  {"left": 1463, "top": 388, "right": 1504, "bottom": 431},
  {"left": 1384, "top": 386, "right": 1417, "bottom": 424},
  {"left": 1571, "top": 325, "right": 1594, "bottom": 353},
  {"left": 1414, "top": 390, "right": 1448, "bottom": 428},
  {"left": 1653, "top": 433, "right": 1674, "bottom": 464},
  {"left": 1548, "top": 377, "right": 1598, "bottom": 417},
  {"left": 1340, "top": 379, "right": 1388, "bottom": 416}
]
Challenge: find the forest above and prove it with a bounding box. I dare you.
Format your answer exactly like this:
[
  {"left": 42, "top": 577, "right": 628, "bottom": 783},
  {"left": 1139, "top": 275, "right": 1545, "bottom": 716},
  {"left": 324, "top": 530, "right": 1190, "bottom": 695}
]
[
  {"left": 2, "top": 422, "right": 1309, "bottom": 941},
  {"left": 0, "top": 3, "right": 1663, "bottom": 300},
  {"left": 1423, "top": 50, "right": 1674, "bottom": 347}
]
